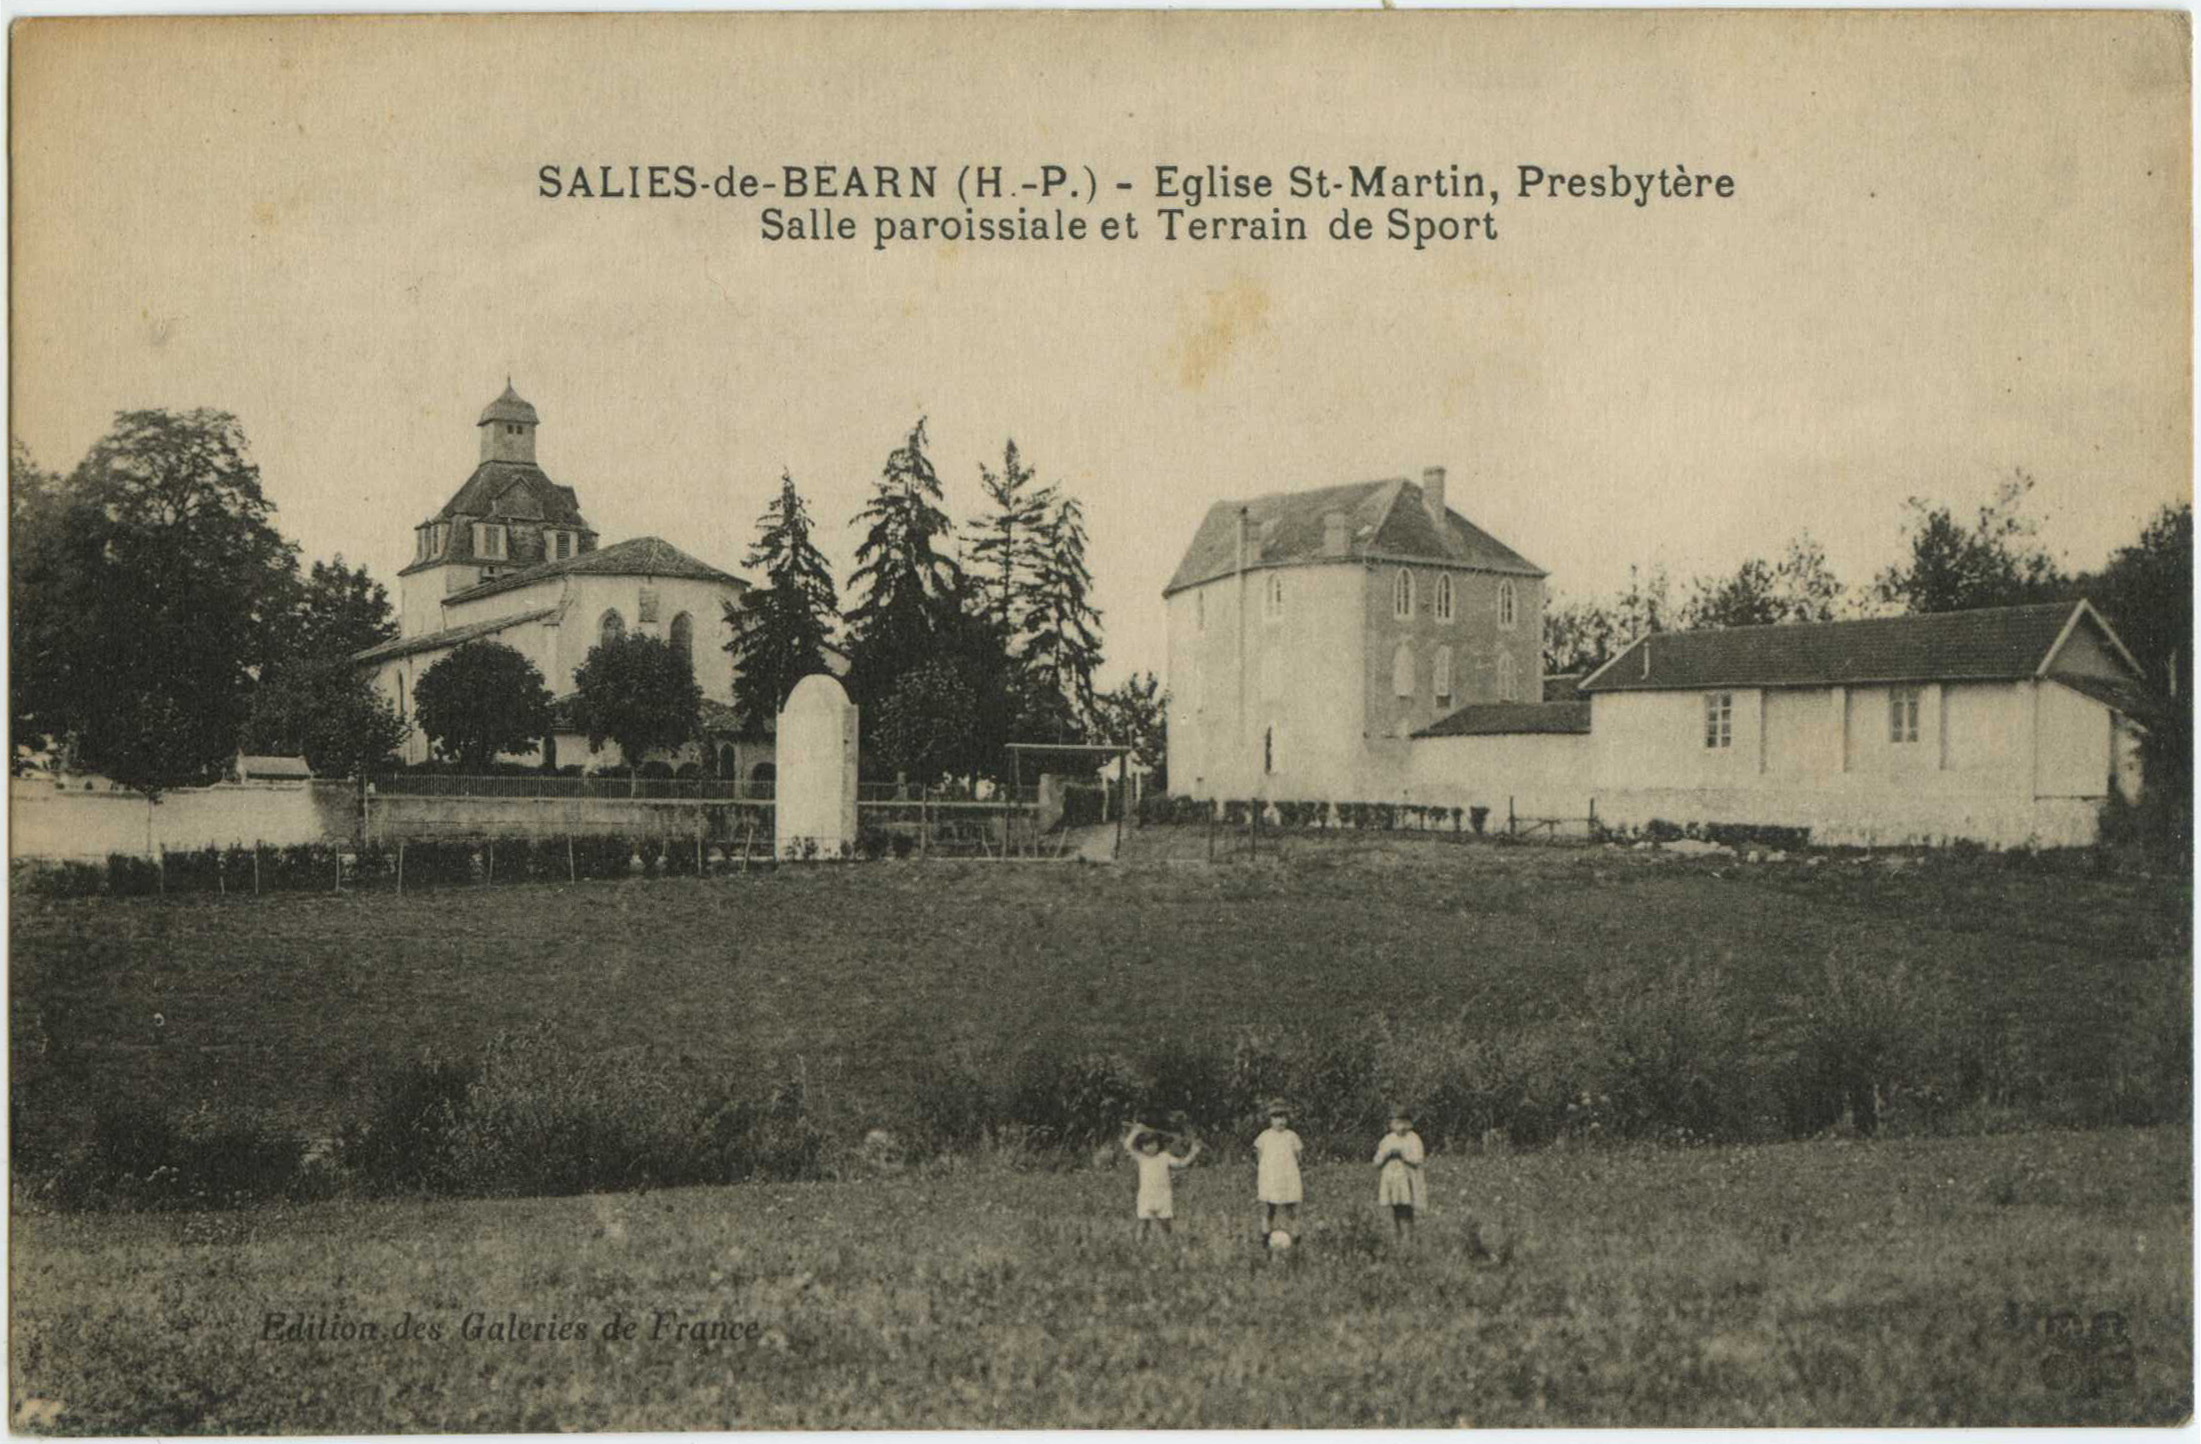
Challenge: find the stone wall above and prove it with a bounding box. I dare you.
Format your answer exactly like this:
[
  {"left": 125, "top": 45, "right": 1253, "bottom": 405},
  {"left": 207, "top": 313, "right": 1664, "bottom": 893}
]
[
  {"left": 362, "top": 792, "right": 771, "bottom": 846},
  {"left": 11, "top": 779, "right": 357, "bottom": 860}
]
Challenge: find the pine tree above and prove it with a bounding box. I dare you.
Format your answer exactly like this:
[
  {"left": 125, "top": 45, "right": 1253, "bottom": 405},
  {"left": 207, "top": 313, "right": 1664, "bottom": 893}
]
[
  {"left": 845, "top": 418, "right": 960, "bottom": 709},
  {"left": 963, "top": 440, "right": 1055, "bottom": 640},
  {"left": 726, "top": 471, "right": 840, "bottom": 733},
  {"left": 1018, "top": 493, "right": 1106, "bottom": 736}
]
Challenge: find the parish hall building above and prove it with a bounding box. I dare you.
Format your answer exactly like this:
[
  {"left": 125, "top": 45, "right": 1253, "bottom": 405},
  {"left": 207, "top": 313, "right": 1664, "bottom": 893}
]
[{"left": 1166, "top": 468, "right": 2155, "bottom": 849}]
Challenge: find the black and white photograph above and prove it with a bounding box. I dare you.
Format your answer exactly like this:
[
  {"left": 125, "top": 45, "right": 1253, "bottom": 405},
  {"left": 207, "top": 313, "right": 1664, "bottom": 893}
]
[{"left": 6, "top": 10, "right": 2193, "bottom": 1429}]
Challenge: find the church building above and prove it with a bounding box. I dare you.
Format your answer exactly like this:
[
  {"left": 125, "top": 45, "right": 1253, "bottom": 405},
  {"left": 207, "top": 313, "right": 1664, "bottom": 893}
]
[{"left": 355, "top": 383, "right": 766, "bottom": 776}]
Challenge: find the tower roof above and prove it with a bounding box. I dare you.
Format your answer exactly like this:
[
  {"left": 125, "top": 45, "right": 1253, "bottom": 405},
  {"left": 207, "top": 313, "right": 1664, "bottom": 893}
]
[{"left": 478, "top": 381, "right": 538, "bottom": 428}]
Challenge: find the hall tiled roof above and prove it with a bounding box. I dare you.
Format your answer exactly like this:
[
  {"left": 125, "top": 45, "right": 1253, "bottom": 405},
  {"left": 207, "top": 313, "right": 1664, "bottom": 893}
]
[{"left": 1581, "top": 601, "right": 2135, "bottom": 693}]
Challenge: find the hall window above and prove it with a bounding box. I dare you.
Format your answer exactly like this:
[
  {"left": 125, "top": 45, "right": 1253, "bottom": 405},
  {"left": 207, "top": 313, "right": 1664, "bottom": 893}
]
[
  {"left": 1889, "top": 686, "right": 1921, "bottom": 744},
  {"left": 1497, "top": 650, "right": 1518, "bottom": 703},
  {"left": 1435, "top": 573, "right": 1455, "bottom": 623},
  {"left": 600, "top": 609, "right": 626, "bottom": 648},
  {"left": 1498, "top": 579, "right": 1518, "bottom": 630},
  {"left": 1392, "top": 643, "right": 1415, "bottom": 698},
  {"left": 1434, "top": 645, "right": 1454, "bottom": 703},
  {"left": 475, "top": 523, "right": 507, "bottom": 560},
  {"left": 1393, "top": 569, "right": 1414, "bottom": 620},
  {"left": 1704, "top": 691, "right": 1733, "bottom": 749},
  {"left": 670, "top": 612, "right": 694, "bottom": 669}
]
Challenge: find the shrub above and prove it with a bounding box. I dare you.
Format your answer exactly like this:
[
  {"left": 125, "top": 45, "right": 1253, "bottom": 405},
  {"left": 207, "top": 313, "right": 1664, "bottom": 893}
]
[
  {"left": 105, "top": 853, "right": 161, "bottom": 897},
  {"left": 159, "top": 846, "right": 227, "bottom": 894},
  {"left": 48, "top": 1099, "right": 307, "bottom": 1211},
  {"left": 18, "top": 858, "right": 106, "bottom": 898},
  {"left": 1583, "top": 960, "right": 1758, "bottom": 1142},
  {"left": 1753, "top": 952, "right": 1947, "bottom": 1137},
  {"left": 1469, "top": 805, "right": 1490, "bottom": 835},
  {"left": 572, "top": 834, "right": 638, "bottom": 880},
  {"left": 1005, "top": 1049, "right": 1146, "bottom": 1151},
  {"left": 339, "top": 1052, "right": 479, "bottom": 1193},
  {"left": 397, "top": 838, "right": 477, "bottom": 888}
]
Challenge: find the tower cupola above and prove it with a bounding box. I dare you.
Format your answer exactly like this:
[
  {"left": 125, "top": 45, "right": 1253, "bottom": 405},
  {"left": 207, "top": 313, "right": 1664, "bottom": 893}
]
[{"left": 478, "top": 380, "right": 539, "bottom": 464}]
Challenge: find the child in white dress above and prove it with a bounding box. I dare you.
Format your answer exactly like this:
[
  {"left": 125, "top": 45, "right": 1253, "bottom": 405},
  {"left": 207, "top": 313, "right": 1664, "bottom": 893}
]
[
  {"left": 1374, "top": 1109, "right": 1427, "bottom": 1241},
  {"left": 1253, "top": 1105, "right": 1304, "bottom": 1238},
  {"left": 1122, "top": 1123, "right": 1200, "bottom": 1237}
]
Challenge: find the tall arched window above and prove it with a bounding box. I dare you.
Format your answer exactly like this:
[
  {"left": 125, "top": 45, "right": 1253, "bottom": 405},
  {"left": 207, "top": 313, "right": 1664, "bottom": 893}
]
[
  {"left": 1498, "top": 579, "right": 1518, "bottom": 630},
  {"left": 1393, "top": 569, "right": 1415, "bottom": 620},
  {"left": 669, "top": 612, "right": 694, "bottom": 670},
  {"left": 599, "top": 609, "right": 626, "bottom": 648},
  {"left": 1497, "top": 650, "right": 1518, "bottom": 702},
  {"left": 1392, "top": 643, "right": 1415, "bottom": 698},
  {"left": 1434, "top": 645, "right": 1454, "bottom": 702},
  {"left": 1435, "top": 573, "right": 1456, "bottom": 622}
]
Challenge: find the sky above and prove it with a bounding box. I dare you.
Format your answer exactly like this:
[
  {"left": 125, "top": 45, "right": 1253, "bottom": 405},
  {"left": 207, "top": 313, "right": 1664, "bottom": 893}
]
[{"left": 11, "top": 12, "right": 2190, "bottom": 689}]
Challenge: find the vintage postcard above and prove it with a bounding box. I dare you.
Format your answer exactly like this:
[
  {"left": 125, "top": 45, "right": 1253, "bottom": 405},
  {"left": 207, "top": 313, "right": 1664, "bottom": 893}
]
[{"left": 7, "top": 9, "right": 2192, "bottom": 1431}]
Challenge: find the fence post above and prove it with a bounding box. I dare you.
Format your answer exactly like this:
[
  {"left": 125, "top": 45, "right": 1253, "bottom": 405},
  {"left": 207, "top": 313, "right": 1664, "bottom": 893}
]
[
  {"left": 156, "top": 845, "right": 166, "bottom": 899},
  {"left": 334, "top": 849, "right": 343, "bottom": 894},
  {"left": 567, "top": 834, "right": 576, "bottom": 884},
  {"left": 1508, "top": 796, "right": 1516, "bottom": 838},
  {"left": 253, "top": 844, "right": 261, "bottom": 896},
  {"left": 920, "top": 788, "right": 930, "bottom": 861},
  {"left": 485, "top": 840, "right": 493, "bottom": 887},
  {"left": 1588, "top": 797, "right": 1597, "bottom": 838},
  {"left": 1206, "top": 799, "right": 1215, "bottom": 863},
  {"left": 398, "top": 840, "right": 406, "bottom": 895}
]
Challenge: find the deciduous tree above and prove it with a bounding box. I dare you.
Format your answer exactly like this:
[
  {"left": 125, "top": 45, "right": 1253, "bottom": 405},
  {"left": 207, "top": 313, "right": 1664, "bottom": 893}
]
[
  {"left": 413, "top": 639, "right": 554, "bottom": 772},
  {"left": 572, "top": 632, "right": 703, "bottom": 793},
  {"left": 243, "top": 658, "right": 407, "bottom": 778},
  {"left": 9, "top": 412, "right": 299, "bottom": 791}
]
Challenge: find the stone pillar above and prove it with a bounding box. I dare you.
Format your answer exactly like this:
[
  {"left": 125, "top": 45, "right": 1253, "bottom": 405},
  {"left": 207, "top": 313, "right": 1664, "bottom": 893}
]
[{"left": 774, "top": 674, "right": 860, "bottom": 860}]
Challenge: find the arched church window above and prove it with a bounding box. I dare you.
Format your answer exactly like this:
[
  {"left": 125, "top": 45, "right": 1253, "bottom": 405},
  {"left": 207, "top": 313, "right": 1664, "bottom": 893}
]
[
  {"left": 1393, "top": 569, "right": 1415, "bottom": 620},
  {"left": 600, "top": 609, "right": 626, "bottom": 648},
  {"left": 1434, "top": 645, "right": 1454, "bottom": 702},
  {"left": 670, "top": 612, "right": 694, "bottom": 669},
  {"left": 1497, "top": 650, "right": 1518, "bottom": 702},
  {"left": 1435, "top": 574, "right": 1456, "bottom": 622},
  {"left": 1498, "top": 579, "right": 1518, "bottom": 630}
]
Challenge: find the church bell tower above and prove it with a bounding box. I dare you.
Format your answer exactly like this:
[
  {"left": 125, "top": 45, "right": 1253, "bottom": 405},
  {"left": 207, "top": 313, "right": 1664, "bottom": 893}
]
[{"left": 478, "top": 379, "right": 539, "bottom": 464}]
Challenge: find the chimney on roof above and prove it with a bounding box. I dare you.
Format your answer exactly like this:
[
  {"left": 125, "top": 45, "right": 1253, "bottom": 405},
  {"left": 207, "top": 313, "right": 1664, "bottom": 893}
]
[
  {"left": 1321, "top": 511, "right": 1351, "bottom": 558},
  {"left": 1421, "top": 466, "right": 1448, "bottom": 530}
]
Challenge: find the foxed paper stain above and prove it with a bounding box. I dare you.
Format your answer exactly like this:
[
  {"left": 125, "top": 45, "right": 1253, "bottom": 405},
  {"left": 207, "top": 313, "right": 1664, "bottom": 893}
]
[{"left": 1173, "top": 276, "right": 1271, "bottom": 391}]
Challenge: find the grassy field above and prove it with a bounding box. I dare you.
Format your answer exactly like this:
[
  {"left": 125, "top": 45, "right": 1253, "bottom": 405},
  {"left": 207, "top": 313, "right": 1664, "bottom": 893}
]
[
  {"left": 10, "top": 837, "right": 2192, "bottom": 1427},
  {"left": 11, "top": 1126, "right": 2190, "bottom": 1429},
  {"left": 11, "top": 834, "right": 2189, "bottom": 1144}
]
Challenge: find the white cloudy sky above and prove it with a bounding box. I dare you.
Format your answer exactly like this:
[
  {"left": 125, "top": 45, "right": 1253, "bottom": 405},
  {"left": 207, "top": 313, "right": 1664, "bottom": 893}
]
[{"left": 12, "top": 12, "right": 2189, "bottom": 686}]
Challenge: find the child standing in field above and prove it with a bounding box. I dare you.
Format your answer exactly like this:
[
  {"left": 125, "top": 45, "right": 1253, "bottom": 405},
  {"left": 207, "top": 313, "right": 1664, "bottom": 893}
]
[
  {"left": 1122, "top": 1123, "right": 1200, "bottom": 1237},
  {"left": 1374, "top": 1109, "right": 1427, "bottom": 1242},
  {"left": 1254, "top": 1104, "right": 1304, "bottom": 1237}
]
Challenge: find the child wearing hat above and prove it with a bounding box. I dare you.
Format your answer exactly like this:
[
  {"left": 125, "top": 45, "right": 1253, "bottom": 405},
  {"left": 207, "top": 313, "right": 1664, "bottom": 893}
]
[
  {"left": 1374, "top": 1108, "right": 1427, "bottom": 1241},
  {"left": 1253, "top": 1103, "right": 1304, "bottom": 1237},
  {"left": 1122, "top": 1122, "right": 1200, "bottom": 1237}
]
